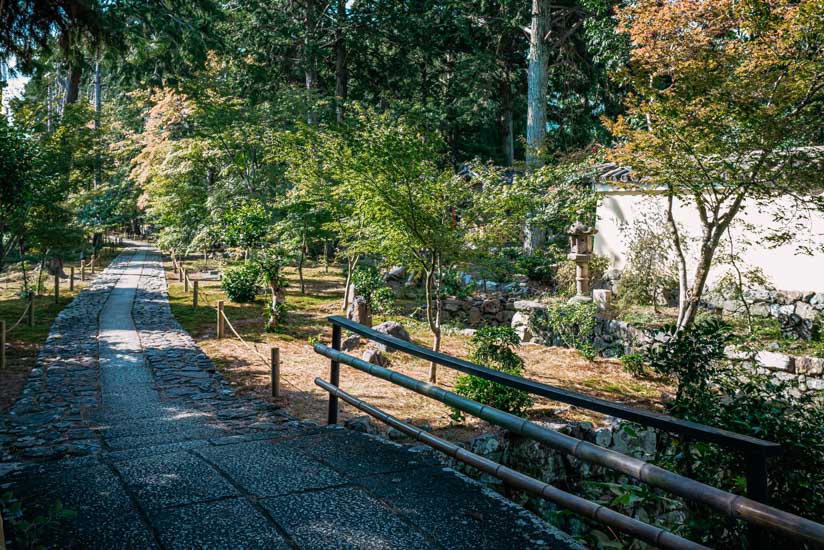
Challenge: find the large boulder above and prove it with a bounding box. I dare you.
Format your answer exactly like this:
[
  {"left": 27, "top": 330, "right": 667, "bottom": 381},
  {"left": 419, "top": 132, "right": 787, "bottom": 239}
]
[
  {"left": 371, "top": 321, "right": 411, "bottom": 352},
  {"left": 347, "top": 296, "right": 372, "bottom": 327}
]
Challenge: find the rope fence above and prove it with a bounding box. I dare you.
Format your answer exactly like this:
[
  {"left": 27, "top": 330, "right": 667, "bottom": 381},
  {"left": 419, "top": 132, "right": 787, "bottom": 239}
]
[{"left": 1, "top": 297, "right": 34, "bottom": 370}]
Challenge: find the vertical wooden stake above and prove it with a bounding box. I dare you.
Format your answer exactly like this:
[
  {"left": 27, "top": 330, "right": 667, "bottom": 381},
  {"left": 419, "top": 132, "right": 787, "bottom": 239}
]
[
  {"left": 184, "top": 270, "right": 189, "bottom": 293},
  {"left": 54, "top": 273, "right": 59, "bottom": 304},
  {"left": 70, "top": 266, "right": 75, "bottom": 291},
  {"left": 178, "top": 266, "right": 183, "bottom": 283},
  {"left": 27, "top": 295, "right": 34, "bottom": 327},
  {"left": 91, "top": 255, "right": 95, "bottom": 274},
  {"left": 193, "top": 280, "right": 199, "bottom": 308},
  {"left": 1, "top": 320, "right": 6, "bottom": 370},
  {"left": 81, "top": 260, "right": 86, "bottom": 282},
  {"left": 271, "top": 347, "right": 280, "bottom": 397},
  {"left": 217, "top": 300, "right": 225, "bottom": 339}
]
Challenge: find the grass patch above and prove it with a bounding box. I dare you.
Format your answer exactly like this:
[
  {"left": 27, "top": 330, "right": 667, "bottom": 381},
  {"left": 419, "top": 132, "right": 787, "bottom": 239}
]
[{"left": 0, "top": 244, "right": 123, "bottom": 412}]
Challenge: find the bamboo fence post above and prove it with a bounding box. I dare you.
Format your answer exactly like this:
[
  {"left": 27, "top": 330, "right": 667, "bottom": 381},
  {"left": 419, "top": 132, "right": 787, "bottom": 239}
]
[
  {"left": 271, "top": 347, "right": 280, "bottom": 397},
  {"left": 217, "top": 300, "right": 225, "bottom": 339}
]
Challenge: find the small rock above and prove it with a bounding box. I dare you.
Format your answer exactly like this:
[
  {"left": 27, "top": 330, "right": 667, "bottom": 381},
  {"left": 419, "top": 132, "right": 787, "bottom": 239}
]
[
  {"left": 347, "top": 296, "right": 372, "bottom": 327},
  {"left": 344, "top": 415, "right": 377, "bottom": 434},
  {"left": 362, "top": 348, "right": 389, "bottom": 367},
  {"left": 387, "top": 427, "right": 408, "bottom": 441},
  {"left": 756, "top": 350, "right": 794, "bottom": 373},
  {"left": 371, "top": 321, "right": 411, "bottom": 352},
  {"left": 341, "top": 334, "right": 361, "bottom": 352}
]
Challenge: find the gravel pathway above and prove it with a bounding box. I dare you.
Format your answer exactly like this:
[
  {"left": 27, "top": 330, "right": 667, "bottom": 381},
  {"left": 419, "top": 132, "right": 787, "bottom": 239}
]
[{"left": 0, "top": 243, "right": 579, "bottom": 549}]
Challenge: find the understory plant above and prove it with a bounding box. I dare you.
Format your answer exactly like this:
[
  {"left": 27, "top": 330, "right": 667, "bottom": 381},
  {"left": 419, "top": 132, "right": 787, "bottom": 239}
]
[
  {"left": 350, "top": 264, "right": 396, "bottom": 314},
  {"left": 452, "top": 326, "right": 533, "bottom": 420},
  {"left": 641, "top": 318, "right": 824, "bottom": 547},
  {"left": 221, "top": 262, "right": 260, "bottom": 303},
  {"left": 536, "top": 301, "right": 598, "bottom": 359},
  {"left": 257, "top": 250, "right": 289, "bottom": 331}
]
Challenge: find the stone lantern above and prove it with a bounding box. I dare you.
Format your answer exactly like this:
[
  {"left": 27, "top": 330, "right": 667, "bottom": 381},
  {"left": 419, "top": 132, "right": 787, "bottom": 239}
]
[{"left": 567, "top": 220, "right": 598, "bottom": 302}]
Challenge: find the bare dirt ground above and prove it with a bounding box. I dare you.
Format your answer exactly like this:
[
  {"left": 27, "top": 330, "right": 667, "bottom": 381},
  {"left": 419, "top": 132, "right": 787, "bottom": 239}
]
[{"left": 167, "top": 258, "right": 672, "bottom": 443}]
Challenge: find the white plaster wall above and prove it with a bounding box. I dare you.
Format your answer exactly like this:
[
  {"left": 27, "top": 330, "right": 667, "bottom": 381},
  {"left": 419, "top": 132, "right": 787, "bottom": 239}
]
[{"left": 595, "top": 190, "right": 824, "bottom": 292}]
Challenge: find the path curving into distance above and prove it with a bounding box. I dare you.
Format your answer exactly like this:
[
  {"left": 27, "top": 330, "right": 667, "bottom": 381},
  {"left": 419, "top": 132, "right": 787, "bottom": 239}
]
[{"left": 0, "top": 242, "right": 578, "bottom": 549}]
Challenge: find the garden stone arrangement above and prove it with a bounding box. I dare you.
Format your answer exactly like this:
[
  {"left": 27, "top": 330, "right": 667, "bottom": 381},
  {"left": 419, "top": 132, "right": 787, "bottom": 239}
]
[{"left": 0, "top": 242, "right": 578, "bottom": 549}]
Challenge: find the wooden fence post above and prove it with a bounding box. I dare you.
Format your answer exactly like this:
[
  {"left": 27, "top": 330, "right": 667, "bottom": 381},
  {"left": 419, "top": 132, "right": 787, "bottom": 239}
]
[
  {"left": 81, "top": 260, "right": 86, "bottom": 282},
  {"left": 54, "top": 273, "right": 59, "bottom": 304},
  {"left": 91, "top": 255, "right": 96, "bottom": 274},
  {"left": 1, "top": 320, "right": 6, "bottom": 370},
  {"left": 271, "top": 347, "right": 280, "bottom": 397},
  {"left": 69, "top": 266, "right": 75, "bottom": 291},
  {"left": 217, "top": 300, "right": 225, "bottom": 339},
  {"left": 178, "top": 265, "right": 183, "bottom": 283},
  {"left": 184, "top": 270, "right": 189, "bottom": 293},
  {"left": 27, "top": 295, "right": 34, "bottom": 327},
  {"left": 193, "top": 280, "right": 199, "bottom": 308}
]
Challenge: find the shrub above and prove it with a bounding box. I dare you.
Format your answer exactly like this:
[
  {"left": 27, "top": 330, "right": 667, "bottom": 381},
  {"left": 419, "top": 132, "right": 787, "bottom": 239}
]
[
  {"left": 453, "top": 327, "right": 533, "bottom": 420},
  {"left": 620, "top": 353, "right": 646, "bottom": 377},
  {"left": 221, "top": 263, "right": 260, "bottom": 303},
  {"left": 263, "top": 301, "right": 289, "bottom": 332},
  {"left": 642, "top": 319, "right": 824, "bottom": 547},
  {"left": 438, "top": 268, "right": 474, "bottom": 299},
  {"left": 535, "top": 301, "right": 598, "bottom": 359},
  {"left": 554, "top": 255, "right": 610, "bottom": 297},
  {"left": 351, "top": 265, "right": 395, "bottom": 313},
  {"left": 515, "top": 247, "right": 563, "bottom": 285},
  {"left": 616, "top": 211, "right": 679, "bottom": 309}
]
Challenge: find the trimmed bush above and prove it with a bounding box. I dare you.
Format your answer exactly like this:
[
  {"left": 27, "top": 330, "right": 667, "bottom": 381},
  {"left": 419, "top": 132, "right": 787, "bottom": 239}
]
[{"left": 221, "top": 263, "right": 260, "bottom": 303}]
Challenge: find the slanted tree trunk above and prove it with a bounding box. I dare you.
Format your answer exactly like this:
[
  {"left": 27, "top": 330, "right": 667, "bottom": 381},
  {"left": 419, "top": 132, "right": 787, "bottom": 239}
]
[
  {"left": 342, "top": 254, "right": 360, "bottom": 311},
  {"left": 523, "top": 0, "right": 551, "bottom": 252},
  {"left": 424, "top": 257, "right": 443, "bottom": 383}
]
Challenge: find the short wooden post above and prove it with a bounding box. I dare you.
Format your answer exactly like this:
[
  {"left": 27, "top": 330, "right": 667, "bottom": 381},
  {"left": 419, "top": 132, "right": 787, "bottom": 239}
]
[
  {"left": 54, "top": 272, "right": 59, "bottom": 304},
  {"left": 184, "top": 270, "right": 189, "bottom": 293},
  {"left": 193, "top": 280, "right": 199, "bottom": 308},
  {"left": 1, "top": 320, "right": 6, "bottom": 370},
  {"left": 217, "top": 300, "right": 225, "bottom": 339},
  {"left": 80, "top": 260, "right": 86, "bottom": 282},
  {"left": 91, "top": 255, "right": 96, "bottom": 274},
  {"left": 271, "top": 347, "right": 280, "bottom": 397},
  {"left": 69, "top": 266, "right": 75, "bottom": 291},
  {"left": 178, "top": 265, "right": 183, "bottom": 283},
  {"left": 27, "top": 295, "right": 34, "bottom": 327}
]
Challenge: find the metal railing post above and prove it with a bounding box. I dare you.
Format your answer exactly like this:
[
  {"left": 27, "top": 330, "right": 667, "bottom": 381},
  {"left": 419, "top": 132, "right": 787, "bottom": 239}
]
[
  {"left": 217, "top": 300, "right": 225, "bottom": 339},
  {"left": 193, "top": 280, "right": 199, "bottom": 308},
  {"left": 69, "top": 266, "right": 74, "bottom": 291},
  {"left": 327, "top": 323, "right": 341, "bottom": 424},
  {"left": 271, "top": 347, "right": 280, "bottom": 397},
  {"left": 747, "top": 449, "right": 770, "bottom": 550}
]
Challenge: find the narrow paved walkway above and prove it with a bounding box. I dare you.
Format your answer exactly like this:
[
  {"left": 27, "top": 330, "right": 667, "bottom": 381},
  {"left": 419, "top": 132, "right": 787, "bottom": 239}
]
[{"left": 0, "top": 243, "right": 578, "bottom": 549}]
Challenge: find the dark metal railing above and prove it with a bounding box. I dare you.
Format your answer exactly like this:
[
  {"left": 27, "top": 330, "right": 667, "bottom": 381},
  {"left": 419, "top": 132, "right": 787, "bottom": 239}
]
[{"left": 316, "top": 316, "right": 824, "bottom": 548}]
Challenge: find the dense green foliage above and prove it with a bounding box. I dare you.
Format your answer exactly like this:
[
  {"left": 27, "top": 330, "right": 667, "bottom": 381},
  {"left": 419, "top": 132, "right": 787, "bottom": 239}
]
[
  {"left": 642, "top": 320, "right": 824, "bottom": 547},
  {"left": 453, "top": 326, "right": 533, "bottom": 420},
  {"left": 221, "top": 263, "right": 260, "bottom": 303},
  {"left": 535, "top": 301, "right": 599, "bottom": 359}
]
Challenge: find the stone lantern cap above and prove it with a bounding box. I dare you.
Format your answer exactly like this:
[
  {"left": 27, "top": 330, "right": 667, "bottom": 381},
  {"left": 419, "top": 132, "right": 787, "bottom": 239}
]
[{"left": 567, "top": 220, "right": 598, "bottom": 235}]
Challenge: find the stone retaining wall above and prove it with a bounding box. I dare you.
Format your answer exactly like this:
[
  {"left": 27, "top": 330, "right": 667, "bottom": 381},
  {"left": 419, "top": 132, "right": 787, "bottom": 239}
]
[
  {"left": 705, "top": 288, "right": 824, "bottom": 321},
  {"left": 440, "top": 296, "right": 518, "bottom": 328}
]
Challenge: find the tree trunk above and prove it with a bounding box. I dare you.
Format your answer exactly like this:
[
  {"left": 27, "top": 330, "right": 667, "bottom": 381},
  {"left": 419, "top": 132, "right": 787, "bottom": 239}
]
[
  {"left": 64, "top": 62, "right": 82, "bottom": 106},
  {"left": 335, "top": 0, "right": 348, "bottom": 124},
  {"left": 93, "top": 58, "right": 101, "bottom": 189},
  {"left": 523, "top": 0, "right": 551, "bottom": 252},
  {"left": 423, "top": 267, "right": 442, "bottom": 383},
  {"left": 342, "top": 254, "right": 360, "bottom": 311},
  {"left": 526, "top": 0, "right": 550, "bottom": 170},
  {"left": 500, "top": 76, "right": 514, "bottom": 167},
  {"left": 304, "top": 0, "right": 318, "bottom": 125}
]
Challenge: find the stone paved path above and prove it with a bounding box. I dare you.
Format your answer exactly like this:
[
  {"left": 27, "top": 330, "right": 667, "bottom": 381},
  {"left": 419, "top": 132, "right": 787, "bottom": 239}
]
[{"left": 0, "top": 243, "right": 579, "bottom": 549}]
